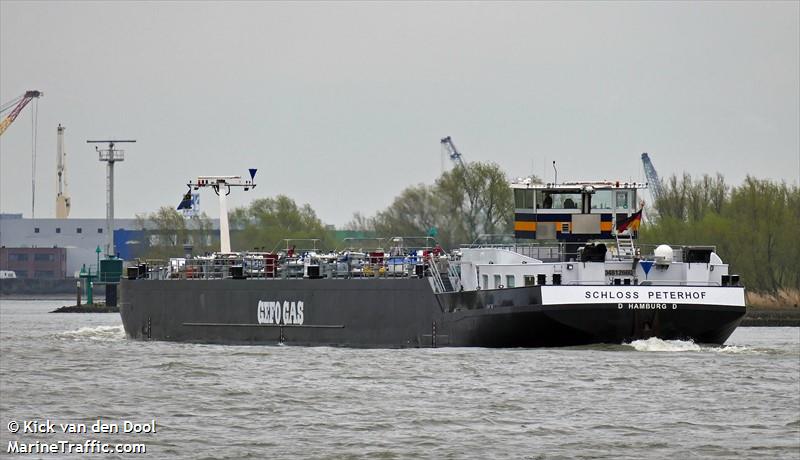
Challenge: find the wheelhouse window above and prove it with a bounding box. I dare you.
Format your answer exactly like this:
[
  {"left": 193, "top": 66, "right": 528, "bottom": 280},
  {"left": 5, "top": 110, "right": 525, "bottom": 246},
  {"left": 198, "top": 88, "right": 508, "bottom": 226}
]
[
  {"left": 514, "top": 189, "right": 535, "bottom": 209},
  {"left": 538, "top": 191, "right": 582, "bottom": 210},
  {"left": 494, "top": 274, "right": 502, "bottom": 288},
  {"left": 616, "top": 191, "right": 632, "bottom": 210},
  {"left": 591, "top": 190, "right": 614, "bottom": 210},
  {"left": 482, "top": 274, "right": 489, "bottom": 289}
]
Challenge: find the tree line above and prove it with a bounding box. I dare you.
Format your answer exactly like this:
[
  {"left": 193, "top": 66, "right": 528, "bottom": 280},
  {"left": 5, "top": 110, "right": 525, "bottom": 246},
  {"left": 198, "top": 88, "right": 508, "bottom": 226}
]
[
  {"left": 228, "top": 196, "right": 334, "bottom": 251},
  {"left": 133, "top": 207, "right": 216, "bottom": 260},
  {"left": 134, "top": 195, "right": 333, "bottom": 258},
  {"left": 641, "top": 174, "right": 799, "bottom": 294},
  {"left": 346, "top": 162, "right": 521, "bottom": 249}
]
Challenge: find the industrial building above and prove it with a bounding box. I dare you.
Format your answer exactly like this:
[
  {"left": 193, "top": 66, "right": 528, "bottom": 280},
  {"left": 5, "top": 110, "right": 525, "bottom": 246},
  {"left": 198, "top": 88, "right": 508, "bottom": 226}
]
[
  {"left": 0, "top": 246, "right": 67, "bottom": 279},
  {"left": 0, "top": 214, "right": 220, "bottom": 279},
  {"left": 0, "top": 214, "right": 141, "bottom": 277}
]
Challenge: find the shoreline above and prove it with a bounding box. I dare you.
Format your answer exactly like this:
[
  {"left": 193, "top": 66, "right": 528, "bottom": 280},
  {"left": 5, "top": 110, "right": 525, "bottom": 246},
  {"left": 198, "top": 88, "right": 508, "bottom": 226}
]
[
  {"left": 2, "top": 294, "right": 79, "bottom": 300},
  {"left": 740, "top": 307, "right": 800, "bottom": 327}
]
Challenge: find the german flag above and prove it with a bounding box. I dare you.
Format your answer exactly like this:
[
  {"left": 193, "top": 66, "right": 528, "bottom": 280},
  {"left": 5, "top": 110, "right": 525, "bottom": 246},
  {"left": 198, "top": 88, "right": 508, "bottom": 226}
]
[{"left": 616, "top": 209, "right": 643, "bottom": 233}]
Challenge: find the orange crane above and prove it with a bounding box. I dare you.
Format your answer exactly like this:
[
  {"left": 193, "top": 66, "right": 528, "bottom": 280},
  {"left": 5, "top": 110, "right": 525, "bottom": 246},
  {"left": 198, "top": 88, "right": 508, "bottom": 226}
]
[{"left": 0, "top": 90, "right": 42, "bottom": 136}]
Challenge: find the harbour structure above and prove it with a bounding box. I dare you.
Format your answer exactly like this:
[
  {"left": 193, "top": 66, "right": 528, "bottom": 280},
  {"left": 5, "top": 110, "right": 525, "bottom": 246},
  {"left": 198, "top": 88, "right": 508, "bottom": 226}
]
[{"left": 119, "top": 174, "right": 746, "bottom": 348}]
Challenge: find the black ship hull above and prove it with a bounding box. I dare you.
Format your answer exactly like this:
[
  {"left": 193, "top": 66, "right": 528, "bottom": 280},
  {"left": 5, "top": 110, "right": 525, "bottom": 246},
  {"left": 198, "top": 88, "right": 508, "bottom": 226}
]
[{"left": 119, "top": 279, "right": 746, "bottom": 348}]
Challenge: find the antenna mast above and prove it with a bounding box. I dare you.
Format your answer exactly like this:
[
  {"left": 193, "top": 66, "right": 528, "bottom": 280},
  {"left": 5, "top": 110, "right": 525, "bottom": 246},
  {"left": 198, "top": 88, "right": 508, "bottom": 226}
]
[{"left": 87, "top": 138, "right": 136, "bottom": 257}]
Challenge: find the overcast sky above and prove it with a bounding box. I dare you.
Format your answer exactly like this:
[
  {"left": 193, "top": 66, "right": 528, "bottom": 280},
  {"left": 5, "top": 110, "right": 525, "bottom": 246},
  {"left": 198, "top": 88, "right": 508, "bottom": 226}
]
[{"left": 1, "top": 1, "right": 798, "bottom": 226}]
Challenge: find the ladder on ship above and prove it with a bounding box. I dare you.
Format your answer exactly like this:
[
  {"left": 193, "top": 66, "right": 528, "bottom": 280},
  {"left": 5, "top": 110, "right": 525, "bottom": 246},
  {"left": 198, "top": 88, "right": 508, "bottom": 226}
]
[
  {"left": 439, "top": 274, "right": 454, "bottom": 292},
  {"left": 615, "top": 232, "right": 636, "bottom": 259},
  {"left": 427, "top": 256, "right": 457, "bottom": 293}
]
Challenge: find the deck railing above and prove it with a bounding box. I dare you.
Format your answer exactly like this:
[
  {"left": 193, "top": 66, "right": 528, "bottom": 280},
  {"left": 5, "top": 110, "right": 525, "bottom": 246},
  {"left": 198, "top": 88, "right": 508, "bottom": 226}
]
[{"left": 130, "top": 253, "right": 439, "bottom": 281}]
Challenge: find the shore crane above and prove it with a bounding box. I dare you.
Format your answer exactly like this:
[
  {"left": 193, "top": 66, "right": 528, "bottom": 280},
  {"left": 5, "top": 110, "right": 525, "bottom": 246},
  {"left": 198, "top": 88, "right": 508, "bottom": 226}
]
[
  {"left": 641, "top": 152, "right": 664, "bottom": 203},
  {"left": 1, "top": 90, "right": 43, "bottom": 217},
  {"left": 55, "top": 125, "right": 71, "bottom": 218},
  {"left": 0, "top": 90, "right": 42, "bottom": 136},
  {"left": 440, "top": 136, "right": 466, "bottom": 169}
]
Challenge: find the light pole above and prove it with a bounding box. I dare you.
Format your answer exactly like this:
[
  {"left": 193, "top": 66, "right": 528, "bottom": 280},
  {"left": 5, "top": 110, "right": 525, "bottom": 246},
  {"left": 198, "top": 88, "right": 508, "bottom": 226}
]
[{"left": 87, "top": 139, "right": 135, "bottom": 257}]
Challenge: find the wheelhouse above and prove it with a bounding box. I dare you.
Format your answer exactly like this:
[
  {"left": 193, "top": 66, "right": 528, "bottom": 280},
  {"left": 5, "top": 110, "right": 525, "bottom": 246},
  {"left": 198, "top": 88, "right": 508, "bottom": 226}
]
[{"left": 512, "top": 180, "right": 646, "bottom": 242}]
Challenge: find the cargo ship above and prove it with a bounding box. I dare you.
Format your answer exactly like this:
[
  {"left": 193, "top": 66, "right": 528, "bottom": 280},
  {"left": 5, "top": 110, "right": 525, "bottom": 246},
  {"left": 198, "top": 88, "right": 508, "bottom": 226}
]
[{"left": 119, "top": 176, "right": 746, "bottom": 347}]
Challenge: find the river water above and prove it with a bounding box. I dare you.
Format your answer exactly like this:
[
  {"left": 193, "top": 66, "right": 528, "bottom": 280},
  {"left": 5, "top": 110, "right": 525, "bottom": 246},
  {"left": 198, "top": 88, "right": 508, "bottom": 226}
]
[{"left": 1, "top": 300, "right": 798, "bottom": 459}]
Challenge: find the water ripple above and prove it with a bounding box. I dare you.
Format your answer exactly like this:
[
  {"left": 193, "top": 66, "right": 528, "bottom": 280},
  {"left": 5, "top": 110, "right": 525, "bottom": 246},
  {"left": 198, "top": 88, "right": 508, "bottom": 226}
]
[{"left": 56, "top": 324, "right": 126, "bottom": 341}]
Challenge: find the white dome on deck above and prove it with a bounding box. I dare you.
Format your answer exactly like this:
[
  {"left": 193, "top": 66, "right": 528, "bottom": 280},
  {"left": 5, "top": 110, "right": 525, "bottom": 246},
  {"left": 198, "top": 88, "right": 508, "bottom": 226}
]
[{"left": 654, "top": 245, "right": 673, "bottom": 265}]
